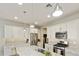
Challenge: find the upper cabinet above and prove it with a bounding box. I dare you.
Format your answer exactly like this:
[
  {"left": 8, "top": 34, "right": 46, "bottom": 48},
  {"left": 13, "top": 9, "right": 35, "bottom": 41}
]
[
  {"left": 47, "top": 19, "right": 79, "bottom": 41},
  {"left": 59, "top": 23, "right": 67, "bottom": 32},
  {"left": 67, "top": 20, "right": 78, "bottom": 40}
]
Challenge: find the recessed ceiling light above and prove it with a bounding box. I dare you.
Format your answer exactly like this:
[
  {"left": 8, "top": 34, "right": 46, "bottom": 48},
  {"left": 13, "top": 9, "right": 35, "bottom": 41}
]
[
  {"left": 35, "top": 22, "right": 38, "bottom": 25},
  {"left": 24, "top": 30, "right": 26, "bottom": 31},
  {"left": 30, "top": 25, "right": 35, "bottom": 28},
  {"left": 14, "top": 16, "right": 18, "bottom": 20},
  {"left": 47, "top": 14, "right": 51, "bottom": 18}
]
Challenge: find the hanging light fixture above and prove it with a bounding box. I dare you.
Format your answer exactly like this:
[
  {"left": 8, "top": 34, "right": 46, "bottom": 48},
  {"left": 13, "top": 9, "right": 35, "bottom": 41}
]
[
  {"left": 52, "top": 3, "right": 63, "bottom": 17},
  {"left": 47, "top": 3, "right": 63, "bottom": 17}
]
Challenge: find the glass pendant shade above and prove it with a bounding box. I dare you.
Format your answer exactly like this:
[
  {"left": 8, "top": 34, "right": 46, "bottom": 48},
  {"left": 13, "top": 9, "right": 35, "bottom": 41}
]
[{"left": 52, "top": 4, "right": 63, "bottom": 17}]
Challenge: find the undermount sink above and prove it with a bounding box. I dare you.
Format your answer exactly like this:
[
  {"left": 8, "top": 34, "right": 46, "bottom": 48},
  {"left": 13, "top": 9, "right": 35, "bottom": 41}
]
[{"left": 38, "top": 48, "right": 45, "bottom": 53}]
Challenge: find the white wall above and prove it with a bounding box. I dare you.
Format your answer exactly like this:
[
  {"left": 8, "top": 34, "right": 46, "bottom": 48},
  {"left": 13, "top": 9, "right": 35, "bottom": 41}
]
[
  {"left": 0, "top": 19, "right": 29, "bottom": 56},
  {"left": 47, "top": 19, "right": 79, "bottom": 55},
  {"left": 5, "top": 25, "right": 26, "bottom": 43}
]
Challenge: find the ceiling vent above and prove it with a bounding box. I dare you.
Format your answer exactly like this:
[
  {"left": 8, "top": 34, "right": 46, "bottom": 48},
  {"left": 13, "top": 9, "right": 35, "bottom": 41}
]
[{"left": 23, "top": 10, "right": 27, "bottom": 14}]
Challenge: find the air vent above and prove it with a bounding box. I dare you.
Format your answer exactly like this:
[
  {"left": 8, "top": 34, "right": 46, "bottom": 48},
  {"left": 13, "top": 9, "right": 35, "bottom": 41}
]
[{"left": 23, "top": 10, "right": 27, "bottom": 14}]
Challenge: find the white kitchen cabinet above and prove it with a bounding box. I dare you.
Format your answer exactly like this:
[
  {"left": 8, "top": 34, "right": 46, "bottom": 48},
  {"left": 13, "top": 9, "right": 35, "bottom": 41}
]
[
  {"left": 67, "top": 20, "right": 77, "bottom": 40},
  {"left": 59, "top": 23, "right": 67, "bottom": 32}
]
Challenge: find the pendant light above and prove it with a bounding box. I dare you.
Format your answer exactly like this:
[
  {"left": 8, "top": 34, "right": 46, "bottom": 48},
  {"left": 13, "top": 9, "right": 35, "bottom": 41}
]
[
  {"left": 52, "top": 3, "right": 63, "bottom": 17},
  {"left": 47, "top": 3, "right": 63, "bottom": 17}
]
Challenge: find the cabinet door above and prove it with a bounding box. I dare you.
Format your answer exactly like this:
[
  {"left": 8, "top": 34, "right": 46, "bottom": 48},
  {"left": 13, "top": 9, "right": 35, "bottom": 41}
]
[
  {"left": 67, "top": 21, "right": 77, "bottom": 40},
  {"left": 59, "top": 23, "right": 67, "bottom": 32}
]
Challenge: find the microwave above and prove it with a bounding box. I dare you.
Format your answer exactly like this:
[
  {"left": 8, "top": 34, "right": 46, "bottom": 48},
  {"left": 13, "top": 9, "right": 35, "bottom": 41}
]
[{"left": 55, "top": 31, "right": 67, "bottom": 39}]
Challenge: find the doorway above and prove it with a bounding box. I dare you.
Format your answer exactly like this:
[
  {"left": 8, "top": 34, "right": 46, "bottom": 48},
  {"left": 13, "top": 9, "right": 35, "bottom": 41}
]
[{"left": 30, "top": 33, "right": 38, "bottom": 45}]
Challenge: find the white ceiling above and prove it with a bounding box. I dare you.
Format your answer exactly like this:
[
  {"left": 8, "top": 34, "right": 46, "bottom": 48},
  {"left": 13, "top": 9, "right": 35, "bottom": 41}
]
[{"left": 0, "top": 3, "right": 79, "bottom": 27}]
